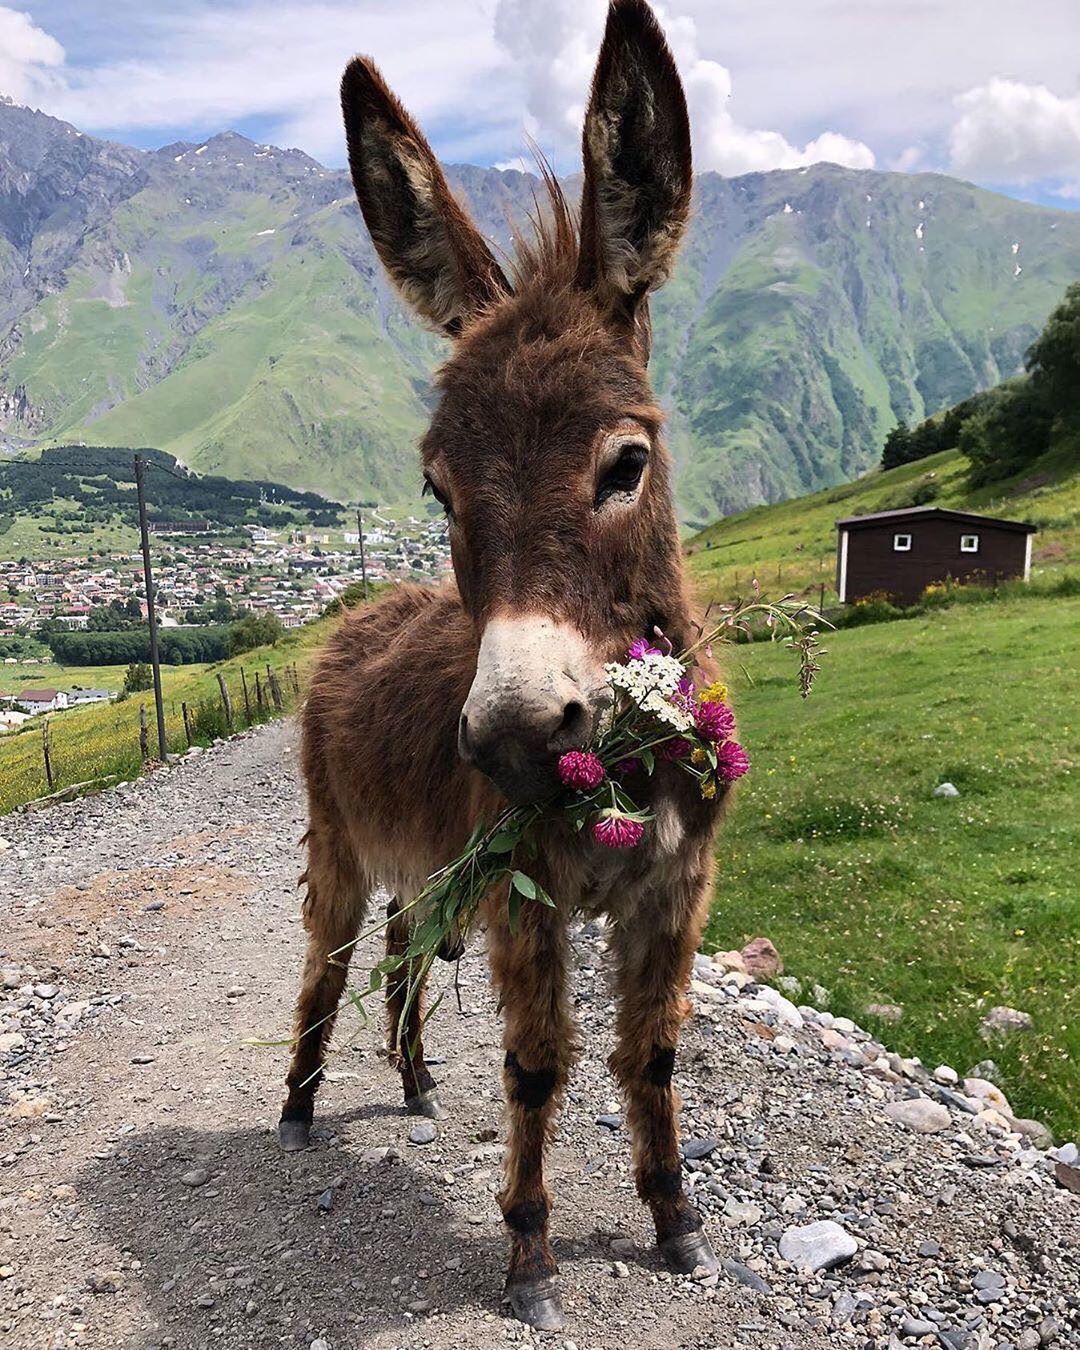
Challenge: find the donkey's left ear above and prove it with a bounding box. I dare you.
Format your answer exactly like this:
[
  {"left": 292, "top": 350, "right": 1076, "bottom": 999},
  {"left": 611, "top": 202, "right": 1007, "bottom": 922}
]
[
  {"left": 341, "top": 57, "right": 511, "bottom": 336},
  {"left": 576, "top": 0, "right": 692, "bottom": 357}
]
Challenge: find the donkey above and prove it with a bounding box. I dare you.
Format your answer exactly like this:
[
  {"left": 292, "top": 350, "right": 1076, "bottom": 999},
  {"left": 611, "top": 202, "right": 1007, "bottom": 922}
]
[{"left": 279, "top": 0, "right": 733, "bottom": 1329}]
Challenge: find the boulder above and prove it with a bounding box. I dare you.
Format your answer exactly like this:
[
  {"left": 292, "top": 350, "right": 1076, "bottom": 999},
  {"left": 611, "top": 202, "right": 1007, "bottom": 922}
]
[
  {"left": 711, "top": 949, "right": 748, "bottom": 974},
  {"left": 778, "top": 1220, "right": 857, "bottom": 1272},
  {"left": 883, "top": 1098, "right": 950, "bottom": 1134},
  {"left": 980, "top": 1006, "right": 1033, "bottom": 1039},
  {"left": 741, "top": 936, "right": 782, "bottom": 980}
]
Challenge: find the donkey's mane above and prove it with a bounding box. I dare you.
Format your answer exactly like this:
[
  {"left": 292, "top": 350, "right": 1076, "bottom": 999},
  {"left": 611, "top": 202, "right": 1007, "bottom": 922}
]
[{"left": 505, "top": 160, "right": 581, "bottom": 293}]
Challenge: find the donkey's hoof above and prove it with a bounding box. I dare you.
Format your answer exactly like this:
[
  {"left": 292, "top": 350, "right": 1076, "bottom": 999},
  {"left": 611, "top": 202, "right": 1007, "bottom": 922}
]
[
  {"left": 660, "top": 1228, "right": 720, "bottom": 1277},
  {"left": 405, "top": 1089, "right": 445, "bottom": 1120},
  {"left": 506, "top": 1278, "right": 565, "bottom": 1331},
  {"left": 277, "top": 1118, "right": 311, "bottom": 1152}
]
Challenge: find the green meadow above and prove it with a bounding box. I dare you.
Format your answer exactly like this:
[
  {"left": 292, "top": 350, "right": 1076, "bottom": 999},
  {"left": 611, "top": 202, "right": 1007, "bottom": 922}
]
[{"left": 703, "top": 594, "right": 1079, "bottom": 1139}]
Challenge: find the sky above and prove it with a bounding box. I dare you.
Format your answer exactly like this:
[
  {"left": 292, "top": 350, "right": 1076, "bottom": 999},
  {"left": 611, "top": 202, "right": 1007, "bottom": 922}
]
[{"left": 3, "top": 1, "right": 1079, "bottom": 208}]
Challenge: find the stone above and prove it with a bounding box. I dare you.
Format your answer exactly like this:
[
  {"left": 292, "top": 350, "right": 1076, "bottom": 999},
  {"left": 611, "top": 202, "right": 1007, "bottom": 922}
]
[
  {"left": 863, "top": 1002, "right": 903, "bottom": 1023},
  {"left": 962, "top": 1077, "right": 1012, "bottom": 1115},
  {"left": 609, "top": 1238, "right": 634, "bottom": 1259},
  {"left": 1053, "top": 1162, "right": 1080, "bottom": 1194},
  {"left": 595, "top": 1114, "right": 622, "bottom": 1131},
  {"left": 777, "top": 1220, "right": 857, "bottom": 1272},
  {"left": 1011, "top": 1117, "right": 1053, "bottom": 1149},
  {"left": 682, "top": 1137, "right": 718, "bottom": 1161},
  {"left": 611, "top": 1261, "right": 630, "bottom": 1278},
  {"left": 712, "top": 950, "right": 748, "bottom": 974},
  {"left": 974, "top": 1108, "right": 1013, "bottom": 1132},
  {"left": 1050, "top": 1142, "right": 1078, "bottom": 1165},
  {"left": 917, "top": 1240, "right": 941, "bottom": 1258},
  {"left": 902, "top": 1316, "right": 938, "bottom": 1338},
  {"left": 972, "top": 1270, "right": 1006, "bottom": 1291},
  {"left": 933, "top": 1065, "right": 958, "bottom": 1085},
  {"left": 883, "top": 1098, "right": 950, "bottom": 1134},
  {"left": 226, "top": 986, "right": 247, "bottom": 998},
  {"left": 721, "top": 1259, "right": 771, "bottom": 1295},
  {"left": 131, "top": 1053, "right": 156, "bottom": 1065},
  {"left": 722, "top": 1199, "right": 762, "bottom": 1227},
  {"left": 180, "top": 1169, "right": 210, "bottom": 1187},
  {"left": 980, "top": 1006, "right": 1033, "bottom": 1039},
  {"left": 932, "top": 782, "right": 960, "bottom": 797},
  {"left": 0, "top": 1032, "right": 27, "bottom": 1054},
  {"left": 741, "top": 936, "right": 782, "bottom": 980},
  {"left": 408, "top": 1120, "right": 437, "bottom": 1146}
]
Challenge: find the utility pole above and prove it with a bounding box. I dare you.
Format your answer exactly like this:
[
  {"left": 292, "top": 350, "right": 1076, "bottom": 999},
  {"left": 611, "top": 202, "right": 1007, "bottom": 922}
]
[
  {"left": 356, "top": 509, "right": 369, "bottom": 602},
  {"left": 134, "top": 455, "right": 168, "bottom": 761}
]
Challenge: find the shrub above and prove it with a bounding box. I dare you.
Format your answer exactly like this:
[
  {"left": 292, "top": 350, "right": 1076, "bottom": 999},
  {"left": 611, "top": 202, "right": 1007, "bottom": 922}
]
[{"left": 123, "top": 661, "right": 153, "bottom": 693}]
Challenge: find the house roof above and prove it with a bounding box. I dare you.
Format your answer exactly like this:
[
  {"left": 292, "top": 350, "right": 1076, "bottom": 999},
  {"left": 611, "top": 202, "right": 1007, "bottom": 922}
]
[
  {"left": 835, "top": 506, "right": 1037, "bottom": 534},
  {"left": 18, "top": 688, "right": 59, "bottom": 701}
]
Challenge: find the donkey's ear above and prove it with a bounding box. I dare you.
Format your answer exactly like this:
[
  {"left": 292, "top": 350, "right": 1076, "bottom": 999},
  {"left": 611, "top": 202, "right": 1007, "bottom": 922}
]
[
  {"left": 341, "top": 58, "right": 510, "bottom": 336},
  {"left": 576, "top": 0, "right": 692, "bottom": 352}
]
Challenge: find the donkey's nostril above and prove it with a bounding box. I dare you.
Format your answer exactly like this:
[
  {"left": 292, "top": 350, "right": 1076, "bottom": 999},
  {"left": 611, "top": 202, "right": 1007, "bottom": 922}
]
[
  {"left": 458, "top": 712, "right": 473, "bottom": 761},
  {"left": 550, "top": 699, "right": 588, "bottom": 748}
]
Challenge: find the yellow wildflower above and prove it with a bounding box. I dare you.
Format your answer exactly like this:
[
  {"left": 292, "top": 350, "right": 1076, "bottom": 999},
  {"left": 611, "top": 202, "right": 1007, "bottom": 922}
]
[
  {"left": 700, "top": 778, "right": 718, "bottom": 799},
  {"left": 690, "top": 747, "right": 707, "bottom": 765},
  {"left": 698, "top": 680, "right": 728, "bottom": 703}
]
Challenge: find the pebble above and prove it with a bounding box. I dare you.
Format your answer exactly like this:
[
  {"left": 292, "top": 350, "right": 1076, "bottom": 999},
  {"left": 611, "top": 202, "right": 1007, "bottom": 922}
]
[
  {"left": 777, "top": 1220, "right": 857, "bottom": 1272},
  {"left": 181, "top": 1169, "right": 210, "bottom": 1187},
  {"left": 682, "top": 1137, "right": 718, "bottom": 1161},
  {"left": 409, "top": 1120, "right": 437, "bottom": 1146},
  {"left": 595, "top": 1113, "right": 622, "bottom": 1130},
  {"left": 932, "top": 781, "right": 960, "bottom": 797},
  {"left": 883, "top": 1098, "right": 950, "bottom": 1133},
  {"left": 721, "top": 1260, "right": 771, "bottom": 1295}
]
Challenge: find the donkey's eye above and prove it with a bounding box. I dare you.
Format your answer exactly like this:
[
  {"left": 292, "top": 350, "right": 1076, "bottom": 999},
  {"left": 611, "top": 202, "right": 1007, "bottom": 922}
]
[
  {"left": 422, "top": 475, "right": 453, "bottom": 517},
  {"left": 595, "top": 442, "right": 648, "bottom": 509}
]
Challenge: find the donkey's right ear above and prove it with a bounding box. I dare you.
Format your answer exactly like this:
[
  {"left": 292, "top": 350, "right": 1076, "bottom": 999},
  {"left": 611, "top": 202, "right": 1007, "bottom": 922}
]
[{"left": 341, "top": 58, "right": 510, "bottom": 336}]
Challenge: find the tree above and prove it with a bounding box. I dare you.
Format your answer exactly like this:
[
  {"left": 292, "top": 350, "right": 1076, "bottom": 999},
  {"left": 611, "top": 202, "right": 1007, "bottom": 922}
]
[
  {"left": 228, "top": 613, "right": 284, "bottom": 655},
  {"left": 881, "top": 422, "right": 912, "bottom": 470},
  {"left": 124, "top": 662, "right": 154, "bottom": 693},
  {"left": 960, "top": 380, "right": 1054, "bottom": 486},
  {"left": 1026, "top": 280, "right": 1080, "bottom": 422}
]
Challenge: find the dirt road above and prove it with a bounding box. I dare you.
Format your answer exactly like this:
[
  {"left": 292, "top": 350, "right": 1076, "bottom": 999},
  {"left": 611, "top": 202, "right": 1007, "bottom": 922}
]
[{"left": 1, "top": 722, "right": 1076, "bottom": 1349}]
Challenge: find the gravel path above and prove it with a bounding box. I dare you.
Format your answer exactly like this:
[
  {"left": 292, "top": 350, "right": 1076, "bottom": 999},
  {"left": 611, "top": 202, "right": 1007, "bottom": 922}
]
[{"left": 1, "top": 720, "right": 1077, "bottom": 1350}]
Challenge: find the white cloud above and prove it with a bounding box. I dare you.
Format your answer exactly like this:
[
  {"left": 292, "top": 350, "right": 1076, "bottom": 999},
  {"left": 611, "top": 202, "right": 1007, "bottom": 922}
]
[
  {"left": 949, "top": 78, "right": 1080, "bottom": 190},
  {"left": 0, "top": 7, "right": 65, "bottom": 103},
  {"left": 491, "top": 0, "right": 875, "bottom": 175}
]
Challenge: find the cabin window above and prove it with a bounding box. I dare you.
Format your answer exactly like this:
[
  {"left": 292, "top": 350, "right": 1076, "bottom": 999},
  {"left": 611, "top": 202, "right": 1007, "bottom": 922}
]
[
  {"left": 960, "top": 534, "right": 979, "bottom": 553},
  {"left": 893, "top": 533, "right": 912, "bottom": 551}
]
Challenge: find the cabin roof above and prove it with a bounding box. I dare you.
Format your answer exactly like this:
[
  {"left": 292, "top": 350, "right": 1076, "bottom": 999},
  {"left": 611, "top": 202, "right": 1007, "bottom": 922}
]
[{"left": 835, "top": 506, "right": 1037, "bottom": 534}]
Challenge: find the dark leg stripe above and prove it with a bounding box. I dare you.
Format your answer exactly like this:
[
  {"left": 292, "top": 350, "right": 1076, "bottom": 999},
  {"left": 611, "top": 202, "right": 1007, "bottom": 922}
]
[
  {"left": 505, "top": 1051, "right": 557, "bottom": 1109},
  {"left": 503, "top": 1199, "right": 548, "bottom": 1235},
  {"left": 645, "top": 1045, "right": 676, "bottom": 1087},
  {"left": 643, "top": 1164, "right": 684, "bottom": 1200}
]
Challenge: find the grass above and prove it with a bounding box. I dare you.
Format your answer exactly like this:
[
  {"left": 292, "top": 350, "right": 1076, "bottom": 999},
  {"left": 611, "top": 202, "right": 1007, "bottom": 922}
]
[
  {"left": 702, "top": 593, "right": 1079, "bottom": 1140},
  {"left": 0, "top": 622, "right": 328, "bottom": 814},
  {"left": 687, "top": 444, "right": 1080, "bottom": 603},
  {"left": 0, "top": 661, "right": 132, "bottom": 698}
]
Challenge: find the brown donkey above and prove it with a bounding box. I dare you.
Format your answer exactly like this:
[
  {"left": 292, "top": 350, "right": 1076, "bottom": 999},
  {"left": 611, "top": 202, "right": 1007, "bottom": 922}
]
[{"left": 280, "top": 0, "right": 732, "bottom": 1329}]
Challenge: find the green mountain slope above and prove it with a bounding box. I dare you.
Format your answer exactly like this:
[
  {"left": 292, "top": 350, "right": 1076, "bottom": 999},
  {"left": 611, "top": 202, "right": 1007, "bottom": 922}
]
[{"left": 1, "top": 103, "right": 1078, "bottom": 519}]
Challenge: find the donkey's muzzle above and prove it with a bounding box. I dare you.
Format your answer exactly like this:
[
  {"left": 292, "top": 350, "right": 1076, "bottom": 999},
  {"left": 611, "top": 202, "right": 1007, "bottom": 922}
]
[{"left": 459, "top": 613, "right": 608, "bottom": 806}]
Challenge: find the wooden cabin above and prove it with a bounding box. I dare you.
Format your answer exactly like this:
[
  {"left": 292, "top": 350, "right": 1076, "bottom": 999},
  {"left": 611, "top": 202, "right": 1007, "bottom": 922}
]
[{"left": 836, "top": 507, "right": 1036, "bottom": 606}]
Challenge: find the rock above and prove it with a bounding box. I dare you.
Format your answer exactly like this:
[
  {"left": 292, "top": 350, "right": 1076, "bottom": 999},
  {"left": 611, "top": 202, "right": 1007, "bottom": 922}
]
[
  {"left": 311, "top": 1340, "right": 331, "bottom": 1350},
  {"left": 972, "top": 1270, "right": 1006, "bottom": 1291},
  {"left": 1053, "top": 1162, "right": 1080, "bottom": 1194},
  {"left": 180, "top": 1168, "right": 210, "bottom": 1187},
  {"left": 741, "top": 936, "right": 782, "bottom": 980},
  {"left": 932, "top": 782, "right": 960, "bottom": 797},
  {"left": 917, "top": 1240, "right": 941, "bottom": 1258},
  {"left": 1050, "top": 1142, "right": 1078, "bottom": 1165},
  {"left": 883, "top": 1098, "right": 950, "bottom": 1133},
  {"left": 968, "top": 1058, "right": 1001, "bottom": 1083},
  {"left": 743, "top": 985, "right": 803, "bottom": 1028},
  {"left": 777, "top": 1220, "right": 857, "bottom": 1272},
  {"left": 711, "top": 949, "right": 748, "bottom": 974},
  {"left": 144, "top": 899, "right": 166, "bottom": 911},
  {"left": 862, "top": 1002, "right": 903, "bottom": 1023},
  {"left": 0, "top": 1032, "right": 27, "bottom": 1054},
  {"left": 408, "top": 1120, "right": 437, "bottom": 1145},
  {"left": 682, "top": 1137, "right": 718, "bottom": 1161},
  {"left": 595, "top": 1113, "right": 622, "bottom": 1131},
  {"left": 611, "top": 1261, "right": 630, "bottom": 1278},
  {"left": 131, "top": 1053, "right": 156, "bottom": 1065},
  {"left": 722, "top": 1199, "right": 762, "bottom": 1226},
  {"left": 933, "top": 1065, "right": 958, "bottom": 1085},
  {"left": 609, "top": 1237, "right": 634, "bottom": 1259},
  {"left": 980, "top": 1006, "right": 1033, "bottom": 1039},
  {"left": 902, "top": 1316, "right": 938, "bottom": 1338},
  {"left": 974, "top": 1108, "right": 1013, "bottom": 1132},
  {"left": 34, "top": 983, "right": 58, "bottom": 1000},
  {"left": 317, "top": 1187, "right": 334, "bottom": 1213},
  {"left": 721, "top": 1259, "right": 771, "bottom": 1295},
  {"left": 1011, "top": 1117, "right": 1053, "bottom": 1149},
  {"left": 226, "top": 985, "right": 247, "bottom": 998},
  {"left": 962, "top": 1077, "right": 1012, "bottom": 1115}
]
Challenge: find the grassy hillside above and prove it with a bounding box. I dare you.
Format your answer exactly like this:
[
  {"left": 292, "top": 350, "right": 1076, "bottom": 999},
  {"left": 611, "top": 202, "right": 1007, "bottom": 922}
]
[
  {"left": 687, "top": 442, "right": 1079, "bottom": 602},
  {"left": 705, "top": 594, "right": 1079, "bottom": 1139}
]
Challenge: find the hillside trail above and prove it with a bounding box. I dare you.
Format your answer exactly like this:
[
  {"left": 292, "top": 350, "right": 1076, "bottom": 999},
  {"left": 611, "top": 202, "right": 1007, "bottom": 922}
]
[{"left": 0, "top": 721, "right": 1076, "bottom": 1350}]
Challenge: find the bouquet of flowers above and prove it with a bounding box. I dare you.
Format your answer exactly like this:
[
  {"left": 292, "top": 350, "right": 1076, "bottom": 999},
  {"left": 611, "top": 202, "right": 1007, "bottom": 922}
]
[{"left": 321, "top": 593, "right": 827, "bottom": 1046}]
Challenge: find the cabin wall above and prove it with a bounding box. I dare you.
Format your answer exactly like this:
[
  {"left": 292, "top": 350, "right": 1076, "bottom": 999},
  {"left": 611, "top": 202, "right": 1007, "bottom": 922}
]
[{"left": 843, "top": 520, "right": 1030, "bottom": 605}]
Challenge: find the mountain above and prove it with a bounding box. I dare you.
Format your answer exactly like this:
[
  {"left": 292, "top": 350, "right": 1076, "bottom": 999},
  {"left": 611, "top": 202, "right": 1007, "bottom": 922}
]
[{"left": 1, "top": 100, "right": 1079, "bottom": 524}]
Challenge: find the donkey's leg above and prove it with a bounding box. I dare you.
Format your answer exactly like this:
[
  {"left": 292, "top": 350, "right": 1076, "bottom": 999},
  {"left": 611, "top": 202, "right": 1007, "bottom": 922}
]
[
  {"left": 385, "top": 896, "right": 443, "bottom": 1119},
  {"left": 608, "top": 877, "right": 720, "bottom": 1275},
  {"left": 279, "top": 822, "right": 369, "bottom": 1151},
  {"left": 489, "top": 903, "right": 576, "bottom": 1332}
]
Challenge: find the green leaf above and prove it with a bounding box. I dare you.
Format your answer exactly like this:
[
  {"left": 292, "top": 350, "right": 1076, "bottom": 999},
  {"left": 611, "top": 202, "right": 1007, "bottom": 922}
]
[
  {"left": 487, "top": 832, "right": 520, "bottom": 853},
  {"left": 511, "top": 870, "right": 537, "bottom": 899},
  {"left": 507, "top": 887, "right": 523, "bottom": 934},
  {"left": 641, "top": 747, "right": 655, "bottom": 775},
  {"left": 535, "top": 883, "right": 556, "bottom": 908}
]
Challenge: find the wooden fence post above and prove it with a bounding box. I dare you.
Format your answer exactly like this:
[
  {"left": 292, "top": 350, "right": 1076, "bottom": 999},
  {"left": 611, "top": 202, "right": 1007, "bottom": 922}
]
[
  {"left": 182, "top": 701, "right": 194, "bottom": 747},
  {"left": 42, "top": 718, "right": 54, "bottom": 791},
  {"left": 289, "top": 663, "right": 300, "bottom": 696},
  {"left": 216, "top": 672, "right": 234, "bottom": 731},
  {"left": 255, "top": 671, "right": 265, "bottom": 711},
  {"left": 240, "top": 668, "right": 253, "bottom": 725},
  {"left": 139, "top": 704, "right": 149, "bottom": 763},
  {"left": 267, "top": 667, "right": 284, "bottom": 711}
]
